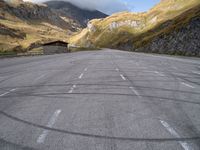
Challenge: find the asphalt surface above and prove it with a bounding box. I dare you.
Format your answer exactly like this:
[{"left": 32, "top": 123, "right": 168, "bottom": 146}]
[{"left": 0, "top": 49, "right": 200, "bottom": 150}]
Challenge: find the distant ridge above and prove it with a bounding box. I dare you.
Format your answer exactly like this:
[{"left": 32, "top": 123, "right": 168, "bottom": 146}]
[{"left": 45, "top": 1, "right": 108, "bottom": 27}]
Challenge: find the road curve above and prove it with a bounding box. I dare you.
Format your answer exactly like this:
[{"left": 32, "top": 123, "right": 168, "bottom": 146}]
[{"left": 0, "top": 49, "right": 200, "bottom": 150}]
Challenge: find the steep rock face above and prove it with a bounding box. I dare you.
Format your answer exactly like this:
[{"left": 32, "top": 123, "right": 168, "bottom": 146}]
[
  {"left": 135, "top": 17, "right": 200, "bottom": 56},
  {"left": 109, "top": 20, "right": 144, "bottom": 31},
  {"left": 87, "top": 23, "right": 96, "bottom": 32},
  {"left": 45, "top": 1, "right": 108, "bottom": 27}
]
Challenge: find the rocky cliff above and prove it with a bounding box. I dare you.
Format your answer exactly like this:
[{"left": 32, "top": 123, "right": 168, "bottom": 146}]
[{"left": 135, "top": 17, "right": 200, "bottom": 56}]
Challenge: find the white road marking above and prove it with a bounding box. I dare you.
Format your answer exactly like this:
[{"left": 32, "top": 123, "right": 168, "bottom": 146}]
[
  {"left": 79, "top": 73, "right": 84, "bottom": 79},
  {"left": 37, "top": 109, "right": 61, "bottom": 144},
  {"left": 68, "top": 84, "right": 76, "bottom": 93},
  {"left": 192, "top": 71, "right": 200, "bottom": 75},
  {"left": 129, "top": 87, "right": 141, "bottom": 98},
  {"left": 0, "top": 92, "right": 10, "bottom": 97},
  {"left": 120, "top": 74, "right": 126, "bottom": 80},
  {"left": 0, "top": 88, "right": 16, "bottom": 97},
  {"left": 34, "top": 74, "right": 46, "bottom": 82},
  {"left": 84, "top": 68, "right": 88, "bottom": 71},
  {"left": 160, "top": 120, "right": 192, "bottom": 150},
  {"left": 10, "top": 89, "right": 16, "bottom": 92},
  {"left": 154, "top": 71, "right": 165, "bottom": 77},
  {"left": 181, "top": 82, "right": 195, "bottom": 89}
]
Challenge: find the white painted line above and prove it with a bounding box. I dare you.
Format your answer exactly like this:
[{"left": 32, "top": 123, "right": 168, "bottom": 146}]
[
  {"left": 84, "top": 68, "right": 88, "bottom": 71},
  {"left": 0, "top": 88, "right": 16, "bottom": 97},
  {"left": 34, "top": 74, "right": 46, "bottom": 82},
  {"left": 192, "top": 71, "right": 200, "bottom": 75},
  {"left": 79, "top": 73, "right": 84, "bottom": 79},
  {"left": 0, "top": 92, "right": 9, "bottom": 97},
  {"left": 154, "top": 71, "right": 165, "bottom": 77},
  {"left": 181, "top": 82, "right": 195, "bottom": 89},
  {"left": 129, "top": 87, "right": 141, "bottom": 98},
  {"left": 68, "top": 90, "right": 73, "bottom": 94},
  {"left": 68, "top": 84, "right": 76, "bottom": 93},
  {"left": 10, "top": 89, "right": 16, "bottom": 92},
  {"left": 37, "top": 109, "right": 61, "bottom": 144},
  {"left": 160, "top": 120, "right": 192, "bottom": 150},
  {"left": 120, "top": 74, "right": 126, "bottom": 80}
]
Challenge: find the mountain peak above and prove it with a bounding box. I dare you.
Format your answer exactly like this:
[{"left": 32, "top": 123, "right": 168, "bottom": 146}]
[{"left": 45, "top": 1, "right": 108, "bottom": 27}]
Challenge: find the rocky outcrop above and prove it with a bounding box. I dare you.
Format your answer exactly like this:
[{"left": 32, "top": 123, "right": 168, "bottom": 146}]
[
  {"left": 109, "top": 20, "right": 144, "bottom": 31},
  {"left": 87, "top": 23, "right": 96, "bottom": 32},
  {"left": 135, "top": 17, "right": 200, "bottom": 56}
]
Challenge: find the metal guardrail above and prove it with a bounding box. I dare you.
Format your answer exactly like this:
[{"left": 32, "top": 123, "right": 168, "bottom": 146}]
[
  {"left": 17, "top": 52, "right": 44, "bottom": 56},
  {"left": 0, "top": 52, "right": 43, "bottom": 58},
  {"left": 0, "top": 51, "right": 73, "bottom": 58}
]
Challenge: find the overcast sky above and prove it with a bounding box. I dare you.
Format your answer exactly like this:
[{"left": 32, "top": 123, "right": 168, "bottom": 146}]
[{"left": 23, "top": 0, "right": 160, "bottom": 14}]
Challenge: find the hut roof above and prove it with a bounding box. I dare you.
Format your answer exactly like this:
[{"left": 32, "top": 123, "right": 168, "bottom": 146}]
[{"left": 42, "top": 41, "right": 69, "bottom": 46}]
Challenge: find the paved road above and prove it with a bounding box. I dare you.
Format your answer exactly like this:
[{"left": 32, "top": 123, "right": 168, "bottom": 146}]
[{"left": 0, "top": 49, "right": 200, "bottom": 150}]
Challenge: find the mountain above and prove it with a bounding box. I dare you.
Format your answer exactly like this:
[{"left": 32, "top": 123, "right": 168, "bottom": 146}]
[
  {"left": 45, "top": 1, "right": 108, "bottom": 27},
  {"left": 70, "top": 0, "right": 200, "bottom": 56},
  {"left": 0, "top": 0, "right": 108, "bottom": 53},
  {"left": 0, "top": 0, "right": 81, "bottom": 52},
  {"left": 2, "top": 0, "right": 81, "bottom": 31}
]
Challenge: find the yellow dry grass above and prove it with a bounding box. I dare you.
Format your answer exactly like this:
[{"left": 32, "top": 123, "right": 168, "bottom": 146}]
[{"left": 0, "top": 19, "right": 69, "bottom": 52}]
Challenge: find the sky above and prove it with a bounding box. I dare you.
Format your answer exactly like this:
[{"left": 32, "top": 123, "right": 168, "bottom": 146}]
[{"left": 23, "top": 0, "right": 161, "bottom": 14}]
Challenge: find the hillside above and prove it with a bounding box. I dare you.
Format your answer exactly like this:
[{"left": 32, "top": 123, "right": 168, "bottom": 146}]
[
  {"left": 45, "top": 1, "right": 108, "bottom": 27},
  {"left": 0, "top": 0, "right": 107, "bottom": 53},
  {"left": 70, "top": 0, "right": 200, "bottom": 56},
  {"left": 0, "top": 0, "right": 83, "bottom": 53}
]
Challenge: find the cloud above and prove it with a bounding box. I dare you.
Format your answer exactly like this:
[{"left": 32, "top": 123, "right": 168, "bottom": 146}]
[{"left": 23, "top": 0, "right": 129, "bottom": 14}]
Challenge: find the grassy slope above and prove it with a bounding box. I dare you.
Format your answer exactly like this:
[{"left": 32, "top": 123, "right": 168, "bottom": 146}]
[
  {"left": 0, "top": 19, "right": 69, "bottom": 52},
  {"left": 0, "top": 1, "right": 74, "bottom": 53},
  {"left": 70, "top": 0, "right": 200, "bottom": 48}
]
